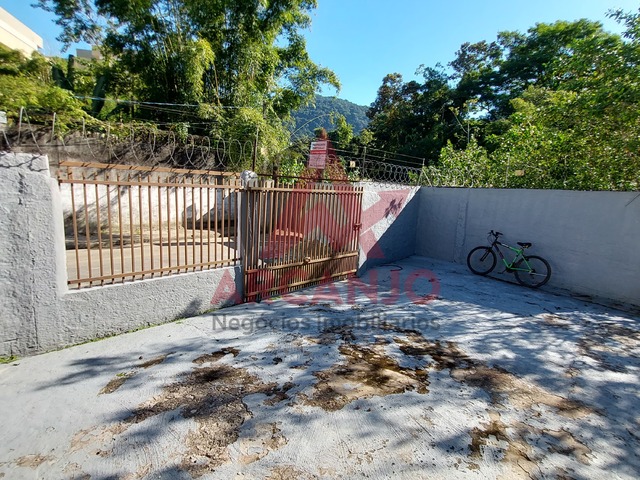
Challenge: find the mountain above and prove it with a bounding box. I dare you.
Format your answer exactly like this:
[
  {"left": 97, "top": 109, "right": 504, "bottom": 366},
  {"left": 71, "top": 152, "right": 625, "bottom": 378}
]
[{"left": 291, "top": 95, "right": 369, "bottom": 137}]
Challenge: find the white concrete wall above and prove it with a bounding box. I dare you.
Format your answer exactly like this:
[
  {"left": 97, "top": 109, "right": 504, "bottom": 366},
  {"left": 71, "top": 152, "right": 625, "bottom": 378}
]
[
  {"left": 58, "top": 179, "right": 237, "bottom": 235},
  {"left": 0, "top": 7, "right": 43, "bottom": 56},
  {"left": 0, "top": 153, "right": 65, "bottom": 356},
  {"left": 0, "top": 153, "right": 241, "bottom": 357},
  {"left": 358, "top": 183, "right": 420, "bottom": 272},
  {"left": 415, "top": 187, "right": 640, "bottom": 307}
]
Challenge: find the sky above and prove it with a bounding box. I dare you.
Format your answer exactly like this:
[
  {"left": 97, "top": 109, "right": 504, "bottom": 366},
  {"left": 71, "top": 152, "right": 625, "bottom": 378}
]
[{"left": 1, "top": 0, "right": 638, "bottom": 106}]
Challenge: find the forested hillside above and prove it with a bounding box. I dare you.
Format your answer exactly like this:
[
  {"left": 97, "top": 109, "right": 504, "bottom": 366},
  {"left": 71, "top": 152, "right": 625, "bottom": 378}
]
[{"left": 291, "top": 95, "right": 368, "bottom": 137}]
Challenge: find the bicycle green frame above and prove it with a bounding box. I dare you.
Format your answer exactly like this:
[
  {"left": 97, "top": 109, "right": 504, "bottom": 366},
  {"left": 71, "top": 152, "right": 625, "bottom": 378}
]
[{"left": 492, "top": 241, "right": 533, "bottom": 272}]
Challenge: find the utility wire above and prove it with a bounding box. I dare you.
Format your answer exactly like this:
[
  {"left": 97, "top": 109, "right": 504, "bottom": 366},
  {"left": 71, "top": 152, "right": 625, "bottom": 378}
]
[
  {"left": 73, "top": 96, "right": 251, "bottom": 109},
  {"left": 75, "top": 96, "right": 429, "bottom": 163}
]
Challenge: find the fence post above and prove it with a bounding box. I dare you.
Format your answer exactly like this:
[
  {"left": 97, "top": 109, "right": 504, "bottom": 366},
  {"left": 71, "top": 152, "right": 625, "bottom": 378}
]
[
  {"left": 238, "top": 173, "right": 260, "bottom": 301},
  {"left": 252, "top": 126, "right": 259, "bottom": 171},
  {"left": 51, "top": 112, "right": 56, "bottom": 143},
  {"left": 362, "top": 146, "right": 367, "bottom": 180},
  {"left": 17, "top": 107, "right": 23, "bottom": 144}
]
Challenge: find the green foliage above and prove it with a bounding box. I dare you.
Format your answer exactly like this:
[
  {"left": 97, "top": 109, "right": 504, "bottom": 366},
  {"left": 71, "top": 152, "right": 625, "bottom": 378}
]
[
  {"left": 37, "top": 86, "right": 86, "bottom": 117},
  {"left": 0, "top": 44, "right": 27, "bottom": 76},
  {"left": 0, "top": 45, "right": 51, "bottom": 82},
  {"left": 35, "top": 0, "right": 338, "bottom": 116},
  {"left": 327, "top": 114, "right": 354, "bottom": 145},
  {"left": 449, "top": 19, "right": 617, "bottom": 119},
  {"left": 417, "top": 86, "right": 639, "bottom": 190},
  {"left": 0, "top": 75, "right": 86, "bottom": 131},
  {"left": 172, "top": 122, "right": 190, "bottom": 143},
  {"left": 277, "top": 154, "right": 306, "bottom": 183},
  {"left": 367, "top": 68, "right": 457, "bottom": 163},
  {"left": 367, "top": 10, "right": 640, "bottom": 191},
  {"left": 493, "top": 87, "right": 639, "bottom": 190},
  {"left": 358, "top": 128, "right": 374, "bottom": 146},
  {"left": 0, "top": 45, "right": 106, "bottom": 133},
  {"left": 0, "top": 76, "right": 40, "bottom": 111},
  {"left": 0, "top": 355, "right": 18, "bottom": 364},
  {"left": 21, "top": 55, "right": 52, "bottom": 83},
  {"left": 26, "top": 0, "right": 340, "bottom": 162},
  {"left": 436, "top": 137, "right": 495, "bottom": 187}
]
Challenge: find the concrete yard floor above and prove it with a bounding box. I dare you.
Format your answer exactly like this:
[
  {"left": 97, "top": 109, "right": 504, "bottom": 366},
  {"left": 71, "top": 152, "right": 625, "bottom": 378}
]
[{"left": 1, "top": 256, "right": 639, "bottom": 479}]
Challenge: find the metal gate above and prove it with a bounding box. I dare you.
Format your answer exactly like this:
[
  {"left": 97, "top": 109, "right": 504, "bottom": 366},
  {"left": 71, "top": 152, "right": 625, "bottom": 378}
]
[{"left": 242, "top": 181, "right": 363, "bottom": 302}]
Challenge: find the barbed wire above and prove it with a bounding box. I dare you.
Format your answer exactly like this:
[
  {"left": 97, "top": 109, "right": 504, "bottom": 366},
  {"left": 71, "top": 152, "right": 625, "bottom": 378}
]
[
  {"left": 281, "top": 140, "right": 439, "bottom": 186},
  {"left": 1, "top": 108, "right": 443, "bottom": 186},
  {"left": 1, "top": 108, "right": 257, "bottom": 171}
]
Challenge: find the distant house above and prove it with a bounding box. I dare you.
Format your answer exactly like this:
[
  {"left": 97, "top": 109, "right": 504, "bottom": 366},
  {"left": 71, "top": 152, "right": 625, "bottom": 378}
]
[
  {"left": 0, "top": 7, "right": 43, "bottom": 56},
  {"left": 76, "top": 46, "right": 102, "bottom": 61}
]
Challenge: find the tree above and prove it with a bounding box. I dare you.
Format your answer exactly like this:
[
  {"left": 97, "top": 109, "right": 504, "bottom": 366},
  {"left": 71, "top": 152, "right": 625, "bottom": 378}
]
[
  {"left": 327, "top": 113, "right": 353, "bottom": 146},
  {"left": 367, "top": 13, "right": 640, "bottom": 191},
  {"left": 32, "top": 0, "right": 340, "bottom": 168},
  {"left": 433, "top": 136, "right": 494, "bottom": 187},
  {"left": 35, "top": 0, "right": 339, "bottom": 117},
  {"left": 449, "top": 19, "right": 621, "bottom": 119},
  {"left": 366, "top": 67, "right": 457, "bottom": 162},
  {"left": 367, "top": 73, "right": 405, "bottom": 119}
]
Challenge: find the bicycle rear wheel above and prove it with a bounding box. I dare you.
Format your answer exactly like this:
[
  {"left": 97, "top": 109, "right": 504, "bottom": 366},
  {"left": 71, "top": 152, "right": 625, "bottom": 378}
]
[
  {"left": 514, "top": 255, "right": 551, "bottom": 288},
  {"left": 467, "top": 247, "right": 497, "bottom": 275}
]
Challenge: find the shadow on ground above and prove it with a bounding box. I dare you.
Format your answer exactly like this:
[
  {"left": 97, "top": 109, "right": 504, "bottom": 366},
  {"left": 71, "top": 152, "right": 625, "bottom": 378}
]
[{"left": 1, "top": 256, "right": 639, "bottom": 479}]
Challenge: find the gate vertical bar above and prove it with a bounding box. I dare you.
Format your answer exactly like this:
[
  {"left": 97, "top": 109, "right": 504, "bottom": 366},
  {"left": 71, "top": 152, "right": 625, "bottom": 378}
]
[{"left": 157, "top": 175, "right": 163, "bottom": 275}]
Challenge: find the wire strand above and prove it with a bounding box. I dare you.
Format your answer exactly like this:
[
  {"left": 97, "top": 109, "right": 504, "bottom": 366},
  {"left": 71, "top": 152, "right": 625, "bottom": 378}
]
[{"left": 73, "top": 96, "right": 250, "bottom": 109}]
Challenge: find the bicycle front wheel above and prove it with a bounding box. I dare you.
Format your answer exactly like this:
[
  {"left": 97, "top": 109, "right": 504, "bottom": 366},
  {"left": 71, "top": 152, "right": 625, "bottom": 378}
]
[
  {"left": 467, "top": 247, "right": 497, "bottom": 275},
  {"left": 514, "top": 255, "right": 551, "bottom": 288}
]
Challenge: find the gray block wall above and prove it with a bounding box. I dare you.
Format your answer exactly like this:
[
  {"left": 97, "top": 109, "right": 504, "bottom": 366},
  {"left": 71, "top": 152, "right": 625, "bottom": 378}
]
[
  {"left": 415, "top": 187, "right": 640, "bottom": 307},
  {"left": 0, "top": 154, "right": 65, "bottom": 355},
  {"left": 0, "top": 153, "right": 241, "bottom": 357}
]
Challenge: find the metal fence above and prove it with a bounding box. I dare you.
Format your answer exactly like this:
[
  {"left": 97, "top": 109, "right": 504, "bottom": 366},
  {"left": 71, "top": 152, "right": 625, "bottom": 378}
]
[{"left": 57, "top": 160, "right": 241, "bottom": 288}]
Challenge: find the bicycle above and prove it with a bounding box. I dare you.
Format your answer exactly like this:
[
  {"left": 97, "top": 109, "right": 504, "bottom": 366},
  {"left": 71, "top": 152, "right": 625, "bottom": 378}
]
[{"left": 466, "top": 230, "right": 551, "bottom": 288}]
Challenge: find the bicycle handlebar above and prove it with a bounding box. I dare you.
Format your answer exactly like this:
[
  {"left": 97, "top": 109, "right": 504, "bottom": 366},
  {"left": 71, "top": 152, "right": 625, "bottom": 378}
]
[{"left": 489, "top": 230, "right": 503, "bottom": 238}]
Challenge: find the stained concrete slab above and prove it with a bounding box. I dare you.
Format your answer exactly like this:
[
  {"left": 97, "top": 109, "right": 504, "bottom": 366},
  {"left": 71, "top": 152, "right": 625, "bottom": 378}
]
[{"left": 1, "top": 257, "right": 639, "bottom": 479}]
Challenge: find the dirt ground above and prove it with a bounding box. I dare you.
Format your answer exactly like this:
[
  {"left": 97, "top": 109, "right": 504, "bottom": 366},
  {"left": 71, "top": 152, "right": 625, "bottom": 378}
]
[{"left": 1, "top": 257, "right": 639, "bottom": 479}]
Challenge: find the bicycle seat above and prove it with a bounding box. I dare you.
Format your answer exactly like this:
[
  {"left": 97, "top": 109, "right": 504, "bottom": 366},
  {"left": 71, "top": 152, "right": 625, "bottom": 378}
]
[{"left": 517, "top": 242, "right": 532, "bottom": 249}]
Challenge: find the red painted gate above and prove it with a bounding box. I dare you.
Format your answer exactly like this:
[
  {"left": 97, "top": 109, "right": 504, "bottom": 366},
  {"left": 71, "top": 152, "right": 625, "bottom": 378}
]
[{"left": 242, "top": 181, "right": 363, "bottom": 302}]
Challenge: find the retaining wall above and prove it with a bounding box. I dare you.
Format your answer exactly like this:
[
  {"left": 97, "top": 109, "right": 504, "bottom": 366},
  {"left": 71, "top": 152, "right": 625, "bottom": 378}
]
[
  {"left": 58, "top": 180, "right": 238, "bottom": 234},
  {"left": 415, "top": 187, "right": 640, "bottom": 307}
]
